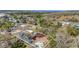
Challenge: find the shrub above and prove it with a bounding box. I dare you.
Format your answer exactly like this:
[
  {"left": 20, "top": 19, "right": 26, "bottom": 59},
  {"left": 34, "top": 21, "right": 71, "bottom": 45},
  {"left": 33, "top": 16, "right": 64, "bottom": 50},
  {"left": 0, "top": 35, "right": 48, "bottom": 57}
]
[
  {"left": 67, "top": 26, "right": 79, "bottom": 36},
  {"left": 11, "top": 40, "right": 27, "bottom": 48}
]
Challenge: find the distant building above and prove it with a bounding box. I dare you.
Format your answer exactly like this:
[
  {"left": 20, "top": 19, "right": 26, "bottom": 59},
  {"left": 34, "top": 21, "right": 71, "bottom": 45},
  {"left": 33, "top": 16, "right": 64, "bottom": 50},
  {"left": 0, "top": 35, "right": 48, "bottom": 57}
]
[
  {"left": 61, "top": 20, "right": 71, "bottom": 26},
  {"left": 0, "top": 13, "right": 6, "bottom": 17}
]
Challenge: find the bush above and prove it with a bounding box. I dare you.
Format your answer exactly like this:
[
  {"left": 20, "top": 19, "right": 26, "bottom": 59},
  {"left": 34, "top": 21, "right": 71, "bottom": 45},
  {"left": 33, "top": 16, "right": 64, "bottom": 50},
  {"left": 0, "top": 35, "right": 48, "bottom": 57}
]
[
  {"left": 0, "top": 20, "right": 15, "bottom": 30},
  {"left": 11, "top": 40, "right": 27, "bottom": 48},
  {"left": 48, "top": 35, "right": 57, "bottom": 48},
  {"left": 67, "top": 26, "right": 79, "bottom": 36}
]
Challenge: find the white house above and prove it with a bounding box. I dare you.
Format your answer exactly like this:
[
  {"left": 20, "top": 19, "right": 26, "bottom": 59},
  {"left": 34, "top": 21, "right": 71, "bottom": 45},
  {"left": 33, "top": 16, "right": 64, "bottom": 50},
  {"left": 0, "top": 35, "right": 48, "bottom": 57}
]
[
  {"left": 62, "top": 20, "right": 71, "bottom": 26},
  {"left": 0, "top": 13, "right": 6, "bottom": 17}
]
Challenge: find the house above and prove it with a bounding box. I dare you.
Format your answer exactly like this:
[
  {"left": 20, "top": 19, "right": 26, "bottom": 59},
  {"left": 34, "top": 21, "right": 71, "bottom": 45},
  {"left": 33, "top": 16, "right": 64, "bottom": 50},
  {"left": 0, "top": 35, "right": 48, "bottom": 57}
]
[
  {"left": 31, "top": 32, "right": 48, "bottom": 48},
  {"left": 18, "top": 32, "right": 48, "bottom": 48},
  {"left": 0, "top": 13, "right": 6, "bottom": 17},
  {"left": 61, "top": 20, "right": 71, "bottom": 26}
]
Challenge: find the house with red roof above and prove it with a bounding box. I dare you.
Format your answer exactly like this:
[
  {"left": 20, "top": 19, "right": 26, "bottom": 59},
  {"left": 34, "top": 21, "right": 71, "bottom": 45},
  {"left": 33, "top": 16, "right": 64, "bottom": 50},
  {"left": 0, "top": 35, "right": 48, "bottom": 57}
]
[{"left": 31, "top": 32, "right": 48, "bottom": 48}]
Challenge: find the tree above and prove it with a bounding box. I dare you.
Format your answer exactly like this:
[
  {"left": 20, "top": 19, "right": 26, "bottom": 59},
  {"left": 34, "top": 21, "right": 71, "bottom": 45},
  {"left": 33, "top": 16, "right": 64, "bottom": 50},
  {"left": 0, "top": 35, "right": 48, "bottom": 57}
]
[
  {"left": 48, "top": 33, "right": 57, "bottom": 48},
  {"left": 67, "top": 26, "right": 79, "bottom": 36},
  {"left": 0, "top": 20, "right": 15, "bottom": 30},
  {"left": 11, "top": 40, "right": 27, "bottom": 48}
]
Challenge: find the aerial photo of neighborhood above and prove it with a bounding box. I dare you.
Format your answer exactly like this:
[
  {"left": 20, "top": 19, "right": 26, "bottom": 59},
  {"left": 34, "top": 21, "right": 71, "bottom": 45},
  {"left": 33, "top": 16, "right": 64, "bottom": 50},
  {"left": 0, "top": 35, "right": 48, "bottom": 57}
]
[{"left": 0, "top": 10, "right": 79, "bottom": 48}]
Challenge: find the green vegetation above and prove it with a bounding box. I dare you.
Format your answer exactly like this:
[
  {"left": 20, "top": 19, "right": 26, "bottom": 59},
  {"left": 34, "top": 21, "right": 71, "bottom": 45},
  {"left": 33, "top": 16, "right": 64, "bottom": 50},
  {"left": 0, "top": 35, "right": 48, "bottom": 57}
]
[
  {"left": 0, "top": 19, "right": 15, "bottom": 30},
  {"left": 67, "top": 26, "right": 79, "bottom": 36},
  {"left": 11, "top": 40, "right": 27, "bottom": 48},
  {"left": 0, "top": 34, "right": 5, "bottom": 40},
  {"left": 68, "top": 17, "right": 79, "bottom": 22},
  {"left": 2, "top": 11, "right": 79, "bottom": 48},
  {"left": 35, "top": 14, "right": 58, "bottom": 47},
  {"left": 48, "top": 36, "right": 57, "bottom": 48},
  {"left": 0, "top": 34, "right": 27, "bottom": 48}
]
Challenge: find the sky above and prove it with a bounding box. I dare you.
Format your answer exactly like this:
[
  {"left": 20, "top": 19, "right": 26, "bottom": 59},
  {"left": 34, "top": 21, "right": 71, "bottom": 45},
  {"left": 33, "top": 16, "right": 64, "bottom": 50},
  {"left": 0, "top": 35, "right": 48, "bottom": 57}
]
[
  {"left": 0, "top": 0, "right": 79, "bottom": 10},
  {"left": 0, "top": 0, "right": 79, "bottom": 2}
]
